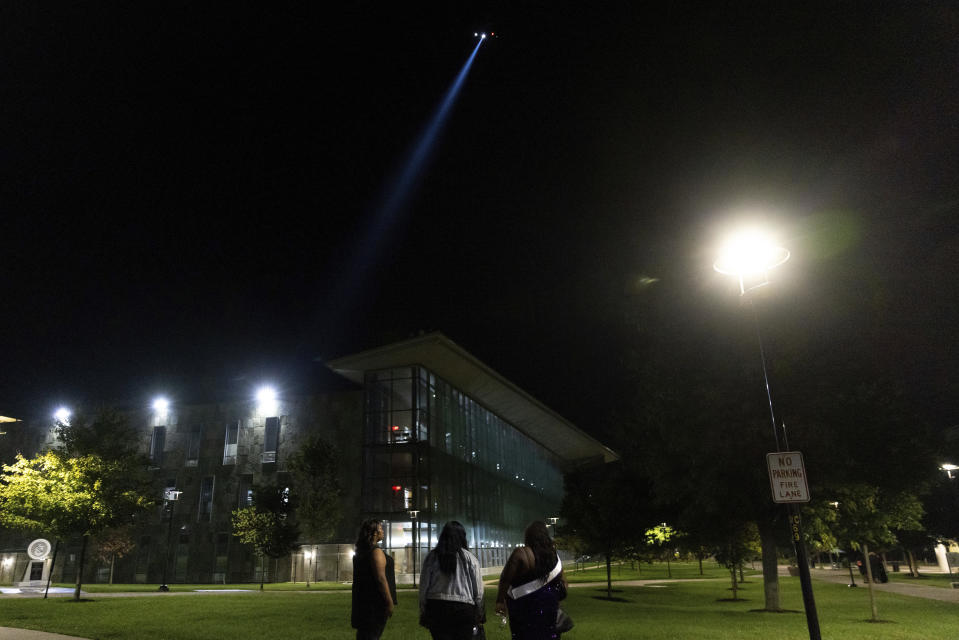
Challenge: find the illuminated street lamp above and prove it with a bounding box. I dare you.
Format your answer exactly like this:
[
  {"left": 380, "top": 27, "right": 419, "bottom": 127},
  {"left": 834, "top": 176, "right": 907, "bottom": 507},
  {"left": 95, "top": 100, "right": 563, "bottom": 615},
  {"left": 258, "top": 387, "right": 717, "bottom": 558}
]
[
  {"left": 53, "top": 407, "right": 71, "bottom": 425},
  {"left": 940, "top": 463, "right": 958, "bottom": 479},
  {"left": 714, "top": 228, "right": 790, "bottom": 296},
  {"left": 546, "top": 516, "right": 559, "bottom": 537},
  {"left": 715, "top": 228, "right": 822, "bottom": 640},
  {"left": 158, "top": 489, "right": 182, "bottom": 592},
  {"left": 714, "top": 228, "right": 791, "bottom": 449}
]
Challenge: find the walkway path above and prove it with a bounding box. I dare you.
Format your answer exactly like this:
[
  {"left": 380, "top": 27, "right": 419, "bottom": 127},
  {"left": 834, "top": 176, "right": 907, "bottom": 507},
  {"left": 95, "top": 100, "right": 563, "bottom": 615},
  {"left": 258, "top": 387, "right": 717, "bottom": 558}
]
[
  {"left": 568, "top": 577, "right": 722, "bottom": 588},
  {"left": 804, "top": 566, "right": 959, "bottom": 604},
  {"left": 0, "top": 628, "right": 89, "bottom": 640}
]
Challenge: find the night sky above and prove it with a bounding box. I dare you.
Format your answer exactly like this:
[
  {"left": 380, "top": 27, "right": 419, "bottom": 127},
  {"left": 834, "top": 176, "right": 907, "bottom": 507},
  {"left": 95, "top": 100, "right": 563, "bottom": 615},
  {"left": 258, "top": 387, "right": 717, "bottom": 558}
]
[{"left": 2, "top": 3, "right": 957, "bottom": 439}]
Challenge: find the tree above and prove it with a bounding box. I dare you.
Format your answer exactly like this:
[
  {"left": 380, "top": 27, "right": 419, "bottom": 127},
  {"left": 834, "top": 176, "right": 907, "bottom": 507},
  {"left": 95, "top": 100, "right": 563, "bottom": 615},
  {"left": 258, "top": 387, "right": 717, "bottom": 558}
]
[
  {"left": 55, "top": 407, "right": 142, "bottom": 460},
  {"left": 920, "top": 475, "right": 959, "bottom": 548},
  {"left": 287, "top": 434, "right": 343, "bottom": 545},
  {"left": 232, "top": 484, "right": 299, "bottom": 590},
  {"left": 645, "top": 523, "right": 679, "bottom": 578},
  {"left": 0, "top": 408, "right": 154, "bottom": 600},
  {"left": 553, "top": 532, "right": 589, "bottom": 570},
  {"left": 675, "top": 527, "right": 713, "bottom": 576},
  {"left": 619, "top": 268, "right": 941, "bottom": 613},
  {"left": 712, "top": 522, "right": 760, "bottom": 600},
  {"left": 0, "top": 452, "right": 154, "bottom": 600},
  {"left": 634, "top": 352, "right": 790, "bottom": 611},
  {"left": 94, "top": 525, "right": 136, "bottom": 585},
  {"left": 561, "top": 462, "right": 650, "bottom": 599},
  {"left": 813, "top": 484, "right": 924, "bottom": 621}
]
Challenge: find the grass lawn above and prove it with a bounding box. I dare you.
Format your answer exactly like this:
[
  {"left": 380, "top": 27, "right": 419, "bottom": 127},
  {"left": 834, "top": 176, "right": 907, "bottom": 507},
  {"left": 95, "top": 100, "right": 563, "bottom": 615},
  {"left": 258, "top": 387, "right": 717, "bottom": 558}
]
[
  {"left": 2, "top": 577, "right": 957, "bottom": 639},
  {"left": 565, "top": 559, "right": 759, "bottom": 583},
  {"left": 886, "top": 572, "right": 959, "bottom": 589}
]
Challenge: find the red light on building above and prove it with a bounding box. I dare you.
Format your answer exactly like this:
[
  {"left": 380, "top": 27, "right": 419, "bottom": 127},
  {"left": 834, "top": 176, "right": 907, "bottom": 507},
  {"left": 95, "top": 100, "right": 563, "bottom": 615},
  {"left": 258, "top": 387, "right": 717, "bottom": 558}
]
[
  {"left": 391, "top": 426, "right": 400, "bottom": 431},
  {"left": 391, "top": 485, "right": 402, "bottom": 492}
]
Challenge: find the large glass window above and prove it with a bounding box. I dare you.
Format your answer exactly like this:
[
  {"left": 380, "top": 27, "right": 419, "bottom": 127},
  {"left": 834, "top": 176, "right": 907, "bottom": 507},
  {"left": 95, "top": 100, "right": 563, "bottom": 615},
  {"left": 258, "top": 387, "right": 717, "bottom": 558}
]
[
  {"left": 223, "top": 421, "right": 239, "bottom": 465},
  {"left": 150, "top": 426, "right": 166, "bottom": 467},
  {"left": 364, "top": 371, "right": 416, "bottom": 444},
  {"left": 198, "top": 476, "right": 215, "bottom": 522},
  {"left": 134, "top": 536, "right": 151, "bottom": 583},
  {"left": 214, "top": 533, "right": 229, "bottom": 583},
  {"left": 263, "top": 417, "right": 280, "bottom": 463},
  {"left": 186, "top": 424, "right": 202, "bottom": 466},
  {"left": 237, "top": 475, "right": 254, "bottom": 509},
  {"left": 175, "top": 532, "right": 189, "bottom": 581},
  {"left": 362, "top": 366, "right": 565, "bottom": 569}
]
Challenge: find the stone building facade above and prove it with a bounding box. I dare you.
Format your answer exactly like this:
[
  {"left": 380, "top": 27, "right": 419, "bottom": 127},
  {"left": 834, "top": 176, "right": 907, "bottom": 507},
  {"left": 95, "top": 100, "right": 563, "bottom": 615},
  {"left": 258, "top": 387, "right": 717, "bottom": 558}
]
[{"left": 1, "top": 333, "right": 616, "bottom": 587}]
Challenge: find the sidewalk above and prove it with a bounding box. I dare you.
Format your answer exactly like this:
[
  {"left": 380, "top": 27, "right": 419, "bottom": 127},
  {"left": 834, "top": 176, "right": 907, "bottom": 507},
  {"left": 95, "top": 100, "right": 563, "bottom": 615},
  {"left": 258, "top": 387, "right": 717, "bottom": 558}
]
[
  {"left": 0, "top": 629, "right": 89, "bottom": 640},
  {"left": 568, "top": 577, "right": 722, "bottom": 588},
  {"left": 804, "top": 566, "right": 959, "bottom": 604}
]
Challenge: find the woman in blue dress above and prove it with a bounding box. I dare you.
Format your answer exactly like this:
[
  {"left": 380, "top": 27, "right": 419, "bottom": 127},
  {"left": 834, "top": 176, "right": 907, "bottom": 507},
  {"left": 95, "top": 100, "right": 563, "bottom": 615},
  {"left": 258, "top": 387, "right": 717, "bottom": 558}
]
[{"left": 494, "top": 521, "right": 567, "bottom": 640}]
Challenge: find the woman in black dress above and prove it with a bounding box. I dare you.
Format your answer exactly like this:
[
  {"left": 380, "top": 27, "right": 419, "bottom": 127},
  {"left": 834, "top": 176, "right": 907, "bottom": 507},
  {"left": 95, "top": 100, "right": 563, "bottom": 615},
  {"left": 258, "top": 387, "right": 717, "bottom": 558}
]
[{"left": 351, "top": 519, "right": 397, "bottom": 640}]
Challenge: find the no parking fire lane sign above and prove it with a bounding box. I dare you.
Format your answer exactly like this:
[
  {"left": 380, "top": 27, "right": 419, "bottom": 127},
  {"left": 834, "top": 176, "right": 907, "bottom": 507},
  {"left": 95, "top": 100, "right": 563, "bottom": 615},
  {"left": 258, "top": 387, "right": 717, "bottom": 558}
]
[{"left": 766, "top": 451, "right": 810, "bottom": 503}]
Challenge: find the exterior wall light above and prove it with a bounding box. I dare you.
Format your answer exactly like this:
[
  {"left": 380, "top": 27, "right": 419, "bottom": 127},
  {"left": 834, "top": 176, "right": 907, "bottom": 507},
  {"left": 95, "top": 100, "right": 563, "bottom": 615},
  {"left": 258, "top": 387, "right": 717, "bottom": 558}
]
[
  {"left": 54, "top": 407, "right": 71, "bottom": 425},
  {"left": 153, "top": 397, "right": 170, "bottom": 421},
  {"left": 256, "top": 386, "right": 278, "bottom": 416}
]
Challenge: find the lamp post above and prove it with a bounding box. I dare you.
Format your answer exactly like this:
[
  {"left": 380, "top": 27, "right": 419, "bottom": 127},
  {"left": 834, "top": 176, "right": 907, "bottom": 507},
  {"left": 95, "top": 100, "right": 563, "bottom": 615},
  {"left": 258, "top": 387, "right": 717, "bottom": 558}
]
[
  {"left": 546, "top": 516, "right": 558, "bottom": 541},
  {"left": 409, "top": 510, "right": 420, "bottom": 586},
  {"left": 304, "top": 548, "right": 314, "bottom": 588},
  {"left": 714, "top": 228, "right": 821, "bottom": 640},
  {"left": 158, "top": 489, "right": 182, "bottom": 592}
]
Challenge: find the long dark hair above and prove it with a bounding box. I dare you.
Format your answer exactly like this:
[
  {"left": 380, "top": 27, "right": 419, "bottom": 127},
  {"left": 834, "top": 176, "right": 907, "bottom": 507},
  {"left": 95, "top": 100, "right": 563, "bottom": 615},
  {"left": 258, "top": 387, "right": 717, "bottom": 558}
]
[
  {"left": 434, "top": 521, "right": 469, "bottom": 575},
  {"left": 524, "top": 521, "right": 557, "bottom": 579},
  {"left": 355, "top": 519, "right": 382, "bottom": 553}
]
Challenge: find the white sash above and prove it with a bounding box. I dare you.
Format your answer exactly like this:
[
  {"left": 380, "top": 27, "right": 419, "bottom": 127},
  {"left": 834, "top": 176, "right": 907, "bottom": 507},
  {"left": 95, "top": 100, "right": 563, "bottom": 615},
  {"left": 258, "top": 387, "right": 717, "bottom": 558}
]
[{"left": 507, "top": 557, "right": 563, "bottom": 600}]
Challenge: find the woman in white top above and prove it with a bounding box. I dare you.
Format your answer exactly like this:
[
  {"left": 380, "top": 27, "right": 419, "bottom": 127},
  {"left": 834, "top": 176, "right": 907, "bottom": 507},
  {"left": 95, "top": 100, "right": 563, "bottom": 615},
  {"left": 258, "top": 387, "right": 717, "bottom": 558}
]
[{"left": 419, "top": 521, "right": 485, "bottom": 640}]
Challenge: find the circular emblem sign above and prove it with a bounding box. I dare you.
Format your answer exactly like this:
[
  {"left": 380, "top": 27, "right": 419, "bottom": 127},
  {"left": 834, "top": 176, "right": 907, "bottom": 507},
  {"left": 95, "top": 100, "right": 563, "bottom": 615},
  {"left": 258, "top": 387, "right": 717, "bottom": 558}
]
[{"left": 27, "top": 538, "right": 51, "bottom": 561}]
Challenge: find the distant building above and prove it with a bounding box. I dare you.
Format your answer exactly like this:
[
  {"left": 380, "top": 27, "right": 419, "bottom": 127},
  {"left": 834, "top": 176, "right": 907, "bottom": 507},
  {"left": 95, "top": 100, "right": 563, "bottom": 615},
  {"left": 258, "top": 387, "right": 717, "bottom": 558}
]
[{"left": 0, "top": 333, "right": 616, "bottom": 586}]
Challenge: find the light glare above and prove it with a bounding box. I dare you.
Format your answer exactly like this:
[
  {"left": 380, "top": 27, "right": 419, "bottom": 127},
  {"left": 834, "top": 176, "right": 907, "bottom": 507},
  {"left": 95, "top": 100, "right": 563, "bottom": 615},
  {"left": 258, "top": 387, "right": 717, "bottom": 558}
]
[
  {"left": 153, "top": 397, "right": 170, "bottom": 415},
  {"left": 54, "top": 407, "right": 71, "bottom": 424},
  {"left": 714, "top": 229, "right": 789, "bottom": 276},
  {"left": 256, "top": 386, "right": 278, "bottom": 416}
]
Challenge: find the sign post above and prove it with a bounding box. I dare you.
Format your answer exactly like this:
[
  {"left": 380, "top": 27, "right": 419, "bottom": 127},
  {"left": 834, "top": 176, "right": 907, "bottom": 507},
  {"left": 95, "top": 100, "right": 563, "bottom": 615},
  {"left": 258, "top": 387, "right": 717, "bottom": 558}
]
[{"left": 767, "top": 451, "right": 819, "bottom": 639}]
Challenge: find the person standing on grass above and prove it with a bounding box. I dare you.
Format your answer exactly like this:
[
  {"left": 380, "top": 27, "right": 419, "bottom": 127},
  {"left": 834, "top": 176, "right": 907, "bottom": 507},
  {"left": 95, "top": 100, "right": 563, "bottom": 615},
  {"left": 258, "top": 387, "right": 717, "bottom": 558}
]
[
  {"left": 418, "top": 521, "right": 485, "bottom": 640},
  {"left": 495, "top": 521, "right": 567, "bottom": 640},
  {"left": 352, "top": 519, "right": 397, "bottom": 640}
]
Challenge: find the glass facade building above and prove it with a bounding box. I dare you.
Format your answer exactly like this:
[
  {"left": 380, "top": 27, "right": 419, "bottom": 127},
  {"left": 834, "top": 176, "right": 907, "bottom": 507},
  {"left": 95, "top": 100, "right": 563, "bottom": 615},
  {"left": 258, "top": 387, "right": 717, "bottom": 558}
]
[
  {"left": 330, "top": 333, "right": 618, "bottom": 578},
  {"left": 362, "top": 366, "right": 565, "bottom": 573}
]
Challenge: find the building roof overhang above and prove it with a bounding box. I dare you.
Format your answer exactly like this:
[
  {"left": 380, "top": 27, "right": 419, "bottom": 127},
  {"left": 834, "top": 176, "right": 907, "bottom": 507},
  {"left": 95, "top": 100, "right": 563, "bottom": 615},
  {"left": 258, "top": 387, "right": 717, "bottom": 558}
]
[{"left": 327, "top": 333, "right": 619, "bottom": 467}]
